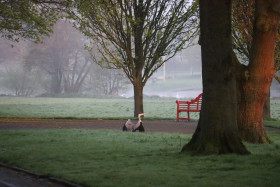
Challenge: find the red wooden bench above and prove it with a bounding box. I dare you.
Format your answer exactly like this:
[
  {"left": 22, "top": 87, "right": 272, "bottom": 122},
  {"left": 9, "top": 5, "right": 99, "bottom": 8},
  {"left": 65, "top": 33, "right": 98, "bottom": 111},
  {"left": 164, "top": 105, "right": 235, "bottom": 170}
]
[{"left": 176, "top": 93, "right": 202, "bottom": 121}]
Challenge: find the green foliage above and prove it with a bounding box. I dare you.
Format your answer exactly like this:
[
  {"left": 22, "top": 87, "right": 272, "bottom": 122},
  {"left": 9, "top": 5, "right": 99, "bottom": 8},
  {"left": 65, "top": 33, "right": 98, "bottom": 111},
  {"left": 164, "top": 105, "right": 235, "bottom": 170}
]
[
  {"left": 0, "top": 0, "right": 60, "bottom": 42},
  {"left": 0, "top": 130, "right": 279, "bottom": 186}
]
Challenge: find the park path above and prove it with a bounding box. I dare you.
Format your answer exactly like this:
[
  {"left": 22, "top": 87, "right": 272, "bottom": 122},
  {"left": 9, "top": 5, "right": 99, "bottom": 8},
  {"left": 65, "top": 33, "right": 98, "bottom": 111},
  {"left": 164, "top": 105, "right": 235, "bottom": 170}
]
[
  {"left": 0, "top": 118, "right": 198, "bottom": 134},
  {"left": 1, "top": 118, "right": 279, "bottom": 133},
  {"left": 0, "top": 163, "right": 83, "bottom": 187}
]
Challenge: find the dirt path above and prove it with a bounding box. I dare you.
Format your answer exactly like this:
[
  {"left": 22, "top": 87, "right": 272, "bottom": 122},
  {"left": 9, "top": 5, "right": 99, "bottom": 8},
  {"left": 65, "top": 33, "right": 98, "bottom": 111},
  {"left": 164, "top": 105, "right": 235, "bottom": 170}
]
[
  {"left": 0, "top": 118, "right": 198, "bottom": 134},
  {"left": 1, "top": 118, "right": 279, "bottom": 133}
]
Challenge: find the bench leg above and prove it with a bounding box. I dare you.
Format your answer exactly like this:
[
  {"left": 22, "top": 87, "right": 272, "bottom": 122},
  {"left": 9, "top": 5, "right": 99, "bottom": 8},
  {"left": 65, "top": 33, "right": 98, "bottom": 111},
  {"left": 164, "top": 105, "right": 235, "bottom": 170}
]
[
  {"left": 187, "top": 112, "right": 190, "bottom": 121},
  {"left": 177, "top": 111, "right": 179, "bottom": 122}
]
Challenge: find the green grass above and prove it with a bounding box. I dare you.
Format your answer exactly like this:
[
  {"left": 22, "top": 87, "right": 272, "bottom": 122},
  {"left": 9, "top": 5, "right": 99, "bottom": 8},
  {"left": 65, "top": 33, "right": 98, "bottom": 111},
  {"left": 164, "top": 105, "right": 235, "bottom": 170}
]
[
  {"left": 264, "top": 119, "right": 280, "bottom": 128},
  {"left": 0, "top": 97, "right": 199, "bottom": 120},
  {"left": 0, "top": 130, "right": 279, "bottom": 187},
  {"left": 0, "top": 95, "right": 279, "bottom": 186},
  {"left": 0, "top": 97, "right": 279, "bottom": 127}
]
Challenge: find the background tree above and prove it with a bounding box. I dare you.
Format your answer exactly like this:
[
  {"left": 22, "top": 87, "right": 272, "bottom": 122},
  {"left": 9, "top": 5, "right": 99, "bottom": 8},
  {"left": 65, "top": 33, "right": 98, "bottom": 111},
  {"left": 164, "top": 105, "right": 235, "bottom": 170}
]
[
  {"left": 181, "top": 0, "right": 249, "bottom": 155},
  {"left": 232, "top": 0, "right": 254, "bottom": 65},
  {"left": 24, "top": 20, "right": 93, "bottom": 94},
  {"left": 233, "top": 0, "right": 280, "bottom": 143},
  {"left": 67, "top": 0, "right": 198, "bottom": 117},
  {"left": 1, "top": 63, "right": 42, "bottom": 96},
  {"left": 63, "top": 49, "right": 93, "bottom": 94},
  {"left": 87, "top": 64, "right": 129, "bottom": 96}
]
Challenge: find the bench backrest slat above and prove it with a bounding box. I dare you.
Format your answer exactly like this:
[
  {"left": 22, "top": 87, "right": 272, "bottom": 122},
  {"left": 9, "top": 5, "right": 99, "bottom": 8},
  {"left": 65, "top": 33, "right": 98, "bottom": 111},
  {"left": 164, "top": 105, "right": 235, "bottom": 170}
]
[
  {"left": 176, "top": 93, "right": 202, "bottom": 110},
  {"left": 176, "top": 93, "right": 202, "bottom": 121}
]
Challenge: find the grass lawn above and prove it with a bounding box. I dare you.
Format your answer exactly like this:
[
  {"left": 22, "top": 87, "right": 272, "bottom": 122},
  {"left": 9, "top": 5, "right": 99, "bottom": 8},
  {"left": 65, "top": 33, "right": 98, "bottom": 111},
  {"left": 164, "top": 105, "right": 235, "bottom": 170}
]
[
  {"left": 0, "top": 97, "right": 195, "bottom": 120},
  {"left": 0, "top": 96, "right": 279, "bottom": 186},
  {"left": 0, "top": 130, "right": 279, "bottom": 187},
  {"left": 264, "top": 119, "right": 280, "bottom": 128},
  {"left": 0, "top": 96, "right": 279, "bottom": 121}
]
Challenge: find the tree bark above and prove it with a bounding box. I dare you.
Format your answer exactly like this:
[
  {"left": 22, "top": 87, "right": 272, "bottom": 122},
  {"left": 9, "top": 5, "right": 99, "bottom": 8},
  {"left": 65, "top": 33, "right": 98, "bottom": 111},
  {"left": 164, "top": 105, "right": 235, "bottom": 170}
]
[
  {"left": 133, "top": 79, "right": 144, "bottom": 117},
  {"left": 263, "top": 91, "right": 271, "bottom": 120},
  {"left": 181, "top": 0, "right": 249, "bottom": 155},
  {"left": 236, "top": 0, "right": 279, "bottom": 143}
]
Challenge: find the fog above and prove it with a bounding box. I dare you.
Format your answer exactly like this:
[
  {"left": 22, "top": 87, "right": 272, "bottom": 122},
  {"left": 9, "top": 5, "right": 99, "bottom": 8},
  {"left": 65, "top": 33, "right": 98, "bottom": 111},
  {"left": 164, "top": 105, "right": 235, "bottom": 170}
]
[
  {"left": 0, "top": 39, "right": 203, "bottom": 98},
  {"left": 0, "top": 22, "right": 279, "bottom": 99}
]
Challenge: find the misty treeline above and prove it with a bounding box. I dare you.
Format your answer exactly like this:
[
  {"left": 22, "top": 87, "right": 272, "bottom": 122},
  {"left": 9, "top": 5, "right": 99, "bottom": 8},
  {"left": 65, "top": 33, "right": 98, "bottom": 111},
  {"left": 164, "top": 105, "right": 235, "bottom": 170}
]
[
  {"left": 0, "top": 0, "right": 201, "bottom": 101},
  {"left": 0, "top": 20, "right": 129, "bottom": 96},
  {"left": 0, "top": 20, "right": 200, "bottom": 97}
]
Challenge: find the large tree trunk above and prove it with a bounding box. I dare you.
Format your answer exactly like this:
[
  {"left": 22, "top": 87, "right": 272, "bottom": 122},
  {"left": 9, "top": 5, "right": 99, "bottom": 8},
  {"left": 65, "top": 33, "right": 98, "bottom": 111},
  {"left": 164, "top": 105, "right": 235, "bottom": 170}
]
[
  {"left": 181, "top": 0, "right": 249, "bottom": 155},
  {"left": 263, "top": 91, "right": 271, "bottom": 120},
  {"left": 236, "top": 0, "right": 279, "bottom": 143}
]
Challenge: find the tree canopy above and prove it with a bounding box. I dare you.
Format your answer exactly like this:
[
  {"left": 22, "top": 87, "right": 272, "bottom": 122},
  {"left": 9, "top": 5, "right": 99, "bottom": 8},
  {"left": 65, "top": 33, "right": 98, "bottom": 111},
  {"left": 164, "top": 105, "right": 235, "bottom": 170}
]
[
  {"left": 66, "top": 0, "right": 199, "bottom": 116},
  {"left": 0, "top": 0, "right": 64, "bottom": 42}
]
